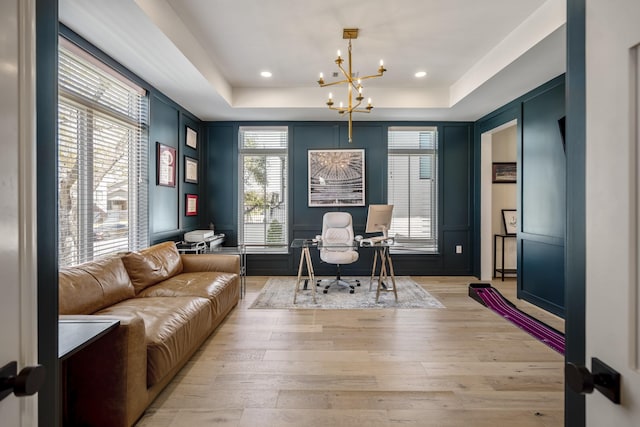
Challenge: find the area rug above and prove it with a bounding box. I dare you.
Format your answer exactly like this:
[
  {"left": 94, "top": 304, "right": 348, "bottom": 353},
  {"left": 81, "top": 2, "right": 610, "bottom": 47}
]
[
  {"left": 250, "top": 276, "right": 445, "bottom": 309},
  {"left": 469, "top": 283, "right": 565, "bottom": 354}
]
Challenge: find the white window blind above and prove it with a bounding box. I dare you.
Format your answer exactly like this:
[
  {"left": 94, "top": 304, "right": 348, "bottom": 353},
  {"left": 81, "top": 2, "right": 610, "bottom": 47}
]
[
  {"left": 58, "top": 38, "right": 149, "bottom": 267},
  {"left": 238, "top": 126, "right": 288, "bottom": 251},
  {"left": 388, "top": 126, "right": 438, "bottom": 250}
]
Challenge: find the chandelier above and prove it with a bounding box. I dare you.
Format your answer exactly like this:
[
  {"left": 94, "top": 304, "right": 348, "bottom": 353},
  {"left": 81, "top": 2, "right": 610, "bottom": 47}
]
[{"left": 317, "top": 28, "right": 386, "bottom": 142}]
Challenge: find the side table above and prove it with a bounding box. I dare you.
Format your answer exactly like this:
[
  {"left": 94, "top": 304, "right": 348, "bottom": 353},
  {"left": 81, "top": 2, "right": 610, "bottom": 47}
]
[{"left": 494, "top": 234, "right": 517, "bottom": 281}]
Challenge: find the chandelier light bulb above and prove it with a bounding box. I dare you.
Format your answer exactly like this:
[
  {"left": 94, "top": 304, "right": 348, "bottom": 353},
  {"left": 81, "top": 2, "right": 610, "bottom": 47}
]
[
  {"left": 328, "top": 92, "right": 332, "bottom": 100},
  {"left": 337, "top": 50, "right": 341, "bottom": 58}
]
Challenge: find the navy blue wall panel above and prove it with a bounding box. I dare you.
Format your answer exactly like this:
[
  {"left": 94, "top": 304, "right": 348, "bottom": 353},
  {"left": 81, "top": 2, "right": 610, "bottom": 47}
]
[
  {"left": 207, "top": 121, "right": 473, "bottom": 276},
  {"left": 150, "top": 94, "right": 180, "bottom": 236},
  {"left": 522, "top": 83, "right": 566, "bottom": 238},
  {"left": 205, "top": 124, "right": 238, "bottom": 244},
  {"left": 181, "top": 113, "right": 203, "bottom": 231},
  {"left": 474, "top": 75, "right": 566, "bottom": 316},
  {"left": 442, "top": 125, "right": 472, "bottom": 228},
  {"left": 518, "top": 81, "right": 566, "bottom": 316},
  {"left": 520, "top": 238, "right": 565, "bottom": 314}
]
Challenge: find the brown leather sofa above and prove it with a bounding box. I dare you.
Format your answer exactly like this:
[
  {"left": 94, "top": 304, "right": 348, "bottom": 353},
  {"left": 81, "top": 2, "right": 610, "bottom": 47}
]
[{"left": 58, "top": 241, "right": 240, "bottom": 427}]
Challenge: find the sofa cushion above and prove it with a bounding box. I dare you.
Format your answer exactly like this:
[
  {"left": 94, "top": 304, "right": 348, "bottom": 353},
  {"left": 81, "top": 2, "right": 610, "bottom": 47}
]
[
  {"left": 59, "top": 256, "right": 135, "bottom": 315},
  {"left": 121, "top": 241, "right": 183, "bottom": 294},
  {"left": 96, "top": 296, "right": 212, "bottom": 387},
  {"left": 138, "top": 272, "right": 239, "bottom": 318}
]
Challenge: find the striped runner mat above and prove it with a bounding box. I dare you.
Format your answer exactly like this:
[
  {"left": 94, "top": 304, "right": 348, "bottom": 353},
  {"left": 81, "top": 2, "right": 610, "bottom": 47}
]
[{"left": 469, "top": 283, "right": 565, "bottom": 354}]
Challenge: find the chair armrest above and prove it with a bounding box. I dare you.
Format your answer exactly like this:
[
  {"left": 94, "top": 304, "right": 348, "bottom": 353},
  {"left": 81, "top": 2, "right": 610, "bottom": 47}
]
[{"left": 180, "top": 253, "right": 240, "bottom": 275}]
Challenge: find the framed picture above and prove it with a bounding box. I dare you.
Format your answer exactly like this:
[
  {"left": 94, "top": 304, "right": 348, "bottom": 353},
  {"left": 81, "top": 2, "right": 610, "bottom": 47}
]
[
  {"left": 184, "top": 156, "right": 198, "bottom": 184},
  {"left": 492, "top": 162, "right": 517, "bottom": 183},
  {"left": 185, "top": 194, "right": 198, "bottom": 216},
  {"left": 156, "top": 142, "right": 176, "bottom": 187},
  {"left": 308, "top": 149, "right": 365, "bottom": 207},
  {"left": 502, "top": 209, "right": 517, "bottom": 235},
  {"left": 186, "top": 126, "right": 197, "bottom": 150}
]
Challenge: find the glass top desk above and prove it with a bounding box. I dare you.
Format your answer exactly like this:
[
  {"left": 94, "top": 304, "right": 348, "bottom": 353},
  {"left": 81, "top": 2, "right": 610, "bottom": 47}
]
[{"left": 290, "top": 238, "right": 428, "bottom": 303}]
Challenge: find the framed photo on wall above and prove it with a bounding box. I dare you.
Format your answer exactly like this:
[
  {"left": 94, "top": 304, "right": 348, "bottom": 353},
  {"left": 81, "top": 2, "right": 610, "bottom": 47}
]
[
  {"left": 502, "top": 209, "right": 517, "bottom": 235},
  {"left": 308, "top": 149, "right": 365, "bottom": 207},
  {"left": 186, "top": 126, "right": 198, "bottom": 150},
  {"left": 184, "top": 156, "right": 198, "bottom": 184},
  {"left": 156, "top": 142, "right": 176, "bottom": 187},
  {"left": 186, "top": 194, "right": 198, "bottom": 216},
  {"left": 492, "top": 162, "right": 516, "bottom": 183}
]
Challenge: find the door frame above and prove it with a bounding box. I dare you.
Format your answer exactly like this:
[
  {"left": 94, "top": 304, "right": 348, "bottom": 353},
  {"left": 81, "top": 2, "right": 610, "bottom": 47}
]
[
  {"left": 565, "top": 0, "right": 587, "bottom": 425},
  {"left": 36, "top": 0, "right": 60, "bottom": 425},
  {"left": 480, "top": 119, "right": 518, "bottom": 280}
]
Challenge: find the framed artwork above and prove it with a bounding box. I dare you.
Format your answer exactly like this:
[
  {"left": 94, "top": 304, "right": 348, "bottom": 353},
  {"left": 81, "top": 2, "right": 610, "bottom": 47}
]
[
  {"left": 308, "top": 149, "right": 365, "bottom": 207},
  {"left": 492, "top": 162, "right": 517, "bottom": 183},
  {"left": 186, "top": 126, "right": 198, "bottom": 150},
  {"left": 184, "top": 156, "right": 198, "bottom": 184},
  {"left": 186, "top": 194, "right": 198, "bottom": 216},
  {"left": 502, "top": 209, "right": 517, "bottom": 235},
  {"left": 156, "top": 142, "right": 176, "bottom": 187}
]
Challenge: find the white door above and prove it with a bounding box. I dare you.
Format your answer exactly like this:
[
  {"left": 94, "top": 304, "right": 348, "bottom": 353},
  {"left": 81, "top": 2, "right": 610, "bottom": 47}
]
[
  {"left": 586, "top": 0, "right": 640, "bottom": 424},
  {"left": 0, "top": 0, "right": 39, "bottom": 426}
]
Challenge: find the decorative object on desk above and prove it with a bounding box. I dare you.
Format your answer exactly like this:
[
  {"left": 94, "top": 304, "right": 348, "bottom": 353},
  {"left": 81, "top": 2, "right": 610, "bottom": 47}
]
[
  {"left": 185, "top": 194, "right": 198, "bottom": 216},
  {"left": 308, "top": 149, "right": 365, "bottom": 207},
  {"left": 156, "top": 142, "right": 176, "bottom": 187},
  {"left": 501, "top": 209, "right": 517, "bottom": 235},
  {"left": 317, "top": 28, "right": 386, "bottom": 143},
  {"left": 492, "top": 162, "right": 516, "bottom": 183},
  {"left": 184, "top": 156, "right": 198, "bottom": 184},
  {"left": 250, "top": 276, "right": 444, "bottom": 309},
  {"left": 186, "top": 126, "right": 197, "bottom": 150}
]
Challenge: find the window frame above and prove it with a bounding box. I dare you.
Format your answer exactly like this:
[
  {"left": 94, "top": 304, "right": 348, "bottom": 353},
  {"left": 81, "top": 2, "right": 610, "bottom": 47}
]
[
  {"left": 387, "top": 126, "right": 439, "bottom": 252},
  {"left": 238, "top": 126, "right": 289, "bottom": 253},
  {"left": 57, "top": 37, "right": 149, "bottom": 267}
]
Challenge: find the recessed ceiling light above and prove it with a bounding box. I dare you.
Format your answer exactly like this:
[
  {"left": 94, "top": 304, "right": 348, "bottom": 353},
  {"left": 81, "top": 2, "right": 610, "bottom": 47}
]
[
  {"left": 415, "top": 71, "right": 427, "bottom": 78},
  {"left": 260, "top": 71, "right": 272, "bottom": 78}
]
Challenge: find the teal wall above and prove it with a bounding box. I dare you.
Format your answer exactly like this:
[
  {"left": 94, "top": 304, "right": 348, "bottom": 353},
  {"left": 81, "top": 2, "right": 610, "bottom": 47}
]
[
  {"left": 474, "top": 75, "right": 566, "bottom": 317},
  {"left": 205, "top": 121, "right": 474, "bottom": 276}
]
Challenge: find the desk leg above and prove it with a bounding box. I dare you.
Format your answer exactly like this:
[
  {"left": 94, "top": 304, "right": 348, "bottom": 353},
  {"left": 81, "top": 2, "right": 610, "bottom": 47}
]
[
  {"left": 369, "top": 250, "right": 379, "bottom": 291},
  {"left": 303, "top": 246, "right": 316, "bottom": 303},
  {"left": 294, "top": 247, "right": 306, "bottom": 304},
  {"left": 386, "top": 249, "right": 398, "bottom": 301},
  {"left": 294, "top": 247, "right": 316, "bottom": 304},
  {"left": 375, "top": 248, "right": 398, "bottom": 302}
]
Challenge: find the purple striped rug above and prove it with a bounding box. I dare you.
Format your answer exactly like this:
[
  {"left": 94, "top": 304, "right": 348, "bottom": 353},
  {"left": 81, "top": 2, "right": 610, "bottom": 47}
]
[{"left": 469, "top": 284, "right": 565, "bottom": 354}]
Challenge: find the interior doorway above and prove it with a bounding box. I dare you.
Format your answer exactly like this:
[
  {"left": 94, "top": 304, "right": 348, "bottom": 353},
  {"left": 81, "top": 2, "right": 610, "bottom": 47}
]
[{"left": 480, "top": 119, "right": 518, "bottom": 280}]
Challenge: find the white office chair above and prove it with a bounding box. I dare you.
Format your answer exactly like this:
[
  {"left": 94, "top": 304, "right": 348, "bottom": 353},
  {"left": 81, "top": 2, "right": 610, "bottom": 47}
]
[{"left": 317, "top": 212, "right": 360, "bottom": 294}]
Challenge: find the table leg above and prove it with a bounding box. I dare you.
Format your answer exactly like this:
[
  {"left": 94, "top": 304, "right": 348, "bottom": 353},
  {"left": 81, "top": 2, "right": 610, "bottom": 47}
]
[
  {"left": 369, "top": 249, "right": 379, "bottom": 291},
  {"left": 294, "top": 247, "right": 316, "bottom": 304},
  {"left": 375, "top": 247, "right": 398, "bottom": 302},
  {"left": 303, "top": 246, "right": 316, "bottom": 303},
  {"left": 294, "top": 247, "right": 306, "bottom": 304}
]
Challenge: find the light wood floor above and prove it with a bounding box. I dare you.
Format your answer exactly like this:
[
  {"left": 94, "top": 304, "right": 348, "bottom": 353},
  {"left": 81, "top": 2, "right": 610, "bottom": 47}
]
[{"left": 135, "top": 276, "right": 565, "bottom": 427}]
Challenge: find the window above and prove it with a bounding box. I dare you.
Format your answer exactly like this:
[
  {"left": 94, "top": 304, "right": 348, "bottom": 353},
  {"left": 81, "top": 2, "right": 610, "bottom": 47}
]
[
  {"left": 238, "top": 126, "right": 288, "bottom": 250},
  {"left": 58, "top": 38, "right": 148, "bottom": 267},
  {"left": 387, "top": 126, "right": 438, "bottom": 250}
]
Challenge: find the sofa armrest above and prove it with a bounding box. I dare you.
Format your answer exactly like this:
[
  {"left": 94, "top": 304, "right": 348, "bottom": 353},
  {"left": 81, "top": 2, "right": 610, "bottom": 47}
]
[
  {"left": 61, "top": 314, "right": 148, "bottom": 427},
  {"left": 180, "top": 253, "right": 240, "bottom": 275}
]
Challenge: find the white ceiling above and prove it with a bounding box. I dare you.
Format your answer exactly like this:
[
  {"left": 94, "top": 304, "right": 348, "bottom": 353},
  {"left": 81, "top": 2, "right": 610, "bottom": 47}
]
[{"left": 59, "top": 0, "right": 566, "bottom": 122}]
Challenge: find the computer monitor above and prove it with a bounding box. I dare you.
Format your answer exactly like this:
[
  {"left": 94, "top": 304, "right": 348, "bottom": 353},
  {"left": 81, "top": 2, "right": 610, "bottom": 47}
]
[{"left": 365, "top": 204, "right": 394, "bottom": 239}]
